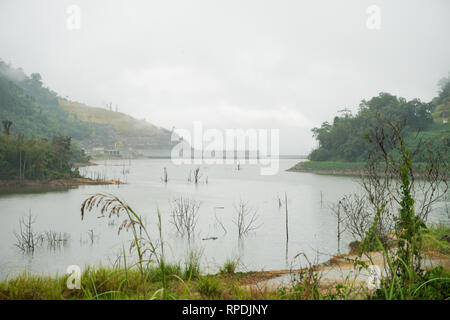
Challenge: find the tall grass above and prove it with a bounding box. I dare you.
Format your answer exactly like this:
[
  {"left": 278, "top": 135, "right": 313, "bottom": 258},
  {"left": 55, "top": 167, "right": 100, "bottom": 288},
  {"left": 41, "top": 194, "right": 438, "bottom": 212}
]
[
  {"left": 220, "top": 258, "right": 238, "bottom": 275},
  {"left": 368, "top": 236, "right": 450, "bottom": 300}
]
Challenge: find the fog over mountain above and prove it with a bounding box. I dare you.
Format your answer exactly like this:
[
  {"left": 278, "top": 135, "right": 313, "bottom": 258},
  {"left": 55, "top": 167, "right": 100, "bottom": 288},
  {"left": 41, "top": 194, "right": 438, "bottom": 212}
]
[{"left": 1, "top": 0, "right": 449, "bottom": 154}]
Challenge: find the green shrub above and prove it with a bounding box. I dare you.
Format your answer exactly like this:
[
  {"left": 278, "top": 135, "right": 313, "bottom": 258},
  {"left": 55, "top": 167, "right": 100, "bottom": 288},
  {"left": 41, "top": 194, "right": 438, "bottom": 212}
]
[
  {"left": 422, "top": 224, "right": 450, "bottom": 255},
  {"left": 219, "top": 259, "right": 238, "bottom": 275},
  {"left": 197, "top": 276, "right": 222, "bottom": 299},
  {"left": 372, "top": 266, "right": 450, "bottom": 300},
  {"left": 145, "top": 263, "right": 182, "bottom": 283}
]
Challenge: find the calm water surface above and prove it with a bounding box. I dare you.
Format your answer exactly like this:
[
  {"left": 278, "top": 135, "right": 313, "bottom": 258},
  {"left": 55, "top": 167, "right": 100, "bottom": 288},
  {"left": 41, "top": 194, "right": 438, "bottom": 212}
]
[{"left": 0, "top": 159, "right": 447, "bottom": 279}]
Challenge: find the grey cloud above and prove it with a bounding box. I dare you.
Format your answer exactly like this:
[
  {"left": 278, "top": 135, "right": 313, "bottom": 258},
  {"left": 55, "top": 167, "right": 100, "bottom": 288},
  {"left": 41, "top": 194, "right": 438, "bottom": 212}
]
[{"left": 0, "top": 0, "right": 449, "bottom": 154}]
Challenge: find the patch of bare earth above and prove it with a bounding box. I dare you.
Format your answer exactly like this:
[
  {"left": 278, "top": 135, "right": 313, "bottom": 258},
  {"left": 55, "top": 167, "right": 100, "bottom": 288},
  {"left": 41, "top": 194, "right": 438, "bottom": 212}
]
[
  {"left": 242, "top": 251, "right": 450, "bottom": 292},
  {"left": 0, "top": 178, "right": 125, "bottom": 188}
]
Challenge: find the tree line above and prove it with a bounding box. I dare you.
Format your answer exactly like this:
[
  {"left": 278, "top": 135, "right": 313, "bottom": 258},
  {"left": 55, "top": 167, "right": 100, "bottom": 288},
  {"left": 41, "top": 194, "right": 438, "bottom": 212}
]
[
  {"left": 309, "top": 76, "right": 450, "bottom": 163},
  {"left": 0, "top": 120, "right": 88, "bottom": 180}
]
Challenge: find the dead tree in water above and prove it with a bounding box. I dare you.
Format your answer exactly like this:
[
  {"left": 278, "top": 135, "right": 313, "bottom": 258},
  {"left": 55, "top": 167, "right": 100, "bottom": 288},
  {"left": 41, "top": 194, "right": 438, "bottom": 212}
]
[
  {"left": 14, "top": 212, "right": 41, "bottom": 253},
  {"left": 170, "top": 197, "right": 201, "bottom": 239},
  {"left": 320, "top": 191, "right": 324, "bottom": 208},
  {"left": 44, "top": 231, "right": 70, "bottom": 249},
  {"left": 193, "top": 167, "right": 202, "bottom": 184},
  {"left": 233, "top": 199, "right": 261, "bottom": 238},
  {"left": 275, "top": 194, "right": 284, "bottom": 208},
  {"left": 285, "top": 192, "right": 289, "bottom": 242},
  {"left": 330, "top": 201, "right": 347, "bottom": 255},
  {"left": 161, "top": 167, "right": 168, "bottom": 183}
]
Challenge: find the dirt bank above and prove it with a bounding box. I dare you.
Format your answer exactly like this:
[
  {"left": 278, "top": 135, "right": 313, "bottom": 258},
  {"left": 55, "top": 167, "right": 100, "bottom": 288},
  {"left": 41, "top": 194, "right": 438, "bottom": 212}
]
[
  {"left": 244, "top": 251, "right": 450, "bottom": 291},
  {"left": 0, "top": 177, "right": 125, "bottom": 188},
  {"left": 287, "top": 167, "right": 363, "bottom": 176}
]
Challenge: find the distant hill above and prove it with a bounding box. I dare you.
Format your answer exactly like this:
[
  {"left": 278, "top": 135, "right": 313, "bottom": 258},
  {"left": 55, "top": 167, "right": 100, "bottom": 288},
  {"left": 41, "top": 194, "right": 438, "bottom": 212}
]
[
  {"left": 0, "top": 60, "right": 176, "bottom": 154},
  {"left": 59, "top": 99, "right": 176, "bottom": 152},
  {"left": 0, "top": 61, "right": 90, "bottom": 140}
]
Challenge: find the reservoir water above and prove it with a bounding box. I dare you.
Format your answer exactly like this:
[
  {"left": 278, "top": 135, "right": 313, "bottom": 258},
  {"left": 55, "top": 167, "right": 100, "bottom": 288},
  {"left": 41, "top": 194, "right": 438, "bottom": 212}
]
[{"left": 0, "top": 159, "right": 447, "bottom": 279}]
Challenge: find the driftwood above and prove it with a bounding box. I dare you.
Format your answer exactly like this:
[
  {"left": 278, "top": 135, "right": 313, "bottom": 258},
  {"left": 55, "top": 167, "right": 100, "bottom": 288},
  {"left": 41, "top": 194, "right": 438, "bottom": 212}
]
[{"left": 202, "top": 236, "right": 218, "bottom": 241}]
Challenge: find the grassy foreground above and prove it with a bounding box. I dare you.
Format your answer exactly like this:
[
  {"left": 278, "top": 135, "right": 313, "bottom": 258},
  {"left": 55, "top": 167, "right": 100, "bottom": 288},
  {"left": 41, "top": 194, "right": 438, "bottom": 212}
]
[
  {"left": 0, "top": 264, "right": 283, "bottom": 300},
  {"left": 1, "top": 259, "right": 448, "bottom": 300},
  {"left": 1, "top": 224, "right": 448, "bottom": 300}
]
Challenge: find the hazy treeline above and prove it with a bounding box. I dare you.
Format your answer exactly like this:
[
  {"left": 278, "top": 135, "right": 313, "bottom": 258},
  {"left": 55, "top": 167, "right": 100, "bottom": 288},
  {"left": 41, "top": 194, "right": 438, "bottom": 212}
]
[
  {"left": 0, "top": 131, "right": 86, "bottom": 180},
  {"left": 309, "top": 76, "right": 450, "bottom": 162},
  {"left": 0, "top": 60, "right": 174, "bottom": 152}
]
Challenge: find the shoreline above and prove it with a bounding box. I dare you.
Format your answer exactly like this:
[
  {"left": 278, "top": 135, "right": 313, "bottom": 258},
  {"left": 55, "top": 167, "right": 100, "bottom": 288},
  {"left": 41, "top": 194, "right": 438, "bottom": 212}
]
[
  {"left": 1, "top": 249, "right": 447, "bottom": 291},
  {"left": 287, "top": 161, "right": 364, "bottom": 176},
  {"left": 287, "top": 167, "right": 363, "bottom": 176},
  {"left": 287, "top": 161, "right": 449, "bottom": 178},
  {"left": 0, "top": 177, "right": 125, "bottom": 188}
]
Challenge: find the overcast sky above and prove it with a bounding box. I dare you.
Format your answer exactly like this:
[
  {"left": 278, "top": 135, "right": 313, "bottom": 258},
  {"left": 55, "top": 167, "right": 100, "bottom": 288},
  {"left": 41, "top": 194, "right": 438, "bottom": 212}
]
[{"left": 0, "top": 0, "right": 449, "bottom": 154}]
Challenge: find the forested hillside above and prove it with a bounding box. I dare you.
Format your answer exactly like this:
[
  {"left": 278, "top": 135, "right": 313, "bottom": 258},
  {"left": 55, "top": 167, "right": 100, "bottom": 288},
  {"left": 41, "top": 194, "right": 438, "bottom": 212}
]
[
  {"left": 0, "top": 60, "right": 175, "bottom": 153},
  {"left": 0, "top": 60, "right": 177, "bottom": 180},
  {"left": 309, "top": 76, "right": 450, "bottom": 163},
  {"left": 0, "top": 61, "right": 90, "bottom": 140}
]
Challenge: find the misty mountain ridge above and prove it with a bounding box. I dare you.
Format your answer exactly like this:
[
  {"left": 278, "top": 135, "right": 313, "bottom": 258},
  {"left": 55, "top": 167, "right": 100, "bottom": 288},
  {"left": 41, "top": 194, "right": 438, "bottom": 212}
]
[{"left": 0, "top": 60, "right": 176, "bottom": 154}]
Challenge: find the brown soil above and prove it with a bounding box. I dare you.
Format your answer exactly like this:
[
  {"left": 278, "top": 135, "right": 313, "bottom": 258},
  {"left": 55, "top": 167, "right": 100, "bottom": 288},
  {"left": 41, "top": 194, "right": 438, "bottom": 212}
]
[
  {"left": 242, "top": 250, "right": 450, "bottom": 291},
  {"left": 0, "top": 177, "right": 124, "bottom": 188}
]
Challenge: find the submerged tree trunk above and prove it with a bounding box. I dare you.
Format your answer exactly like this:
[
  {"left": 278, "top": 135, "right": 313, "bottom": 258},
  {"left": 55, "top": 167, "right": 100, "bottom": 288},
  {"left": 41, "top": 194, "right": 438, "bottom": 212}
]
[{"left": 285, "top": 192, "right": 289, "bottom": 242}]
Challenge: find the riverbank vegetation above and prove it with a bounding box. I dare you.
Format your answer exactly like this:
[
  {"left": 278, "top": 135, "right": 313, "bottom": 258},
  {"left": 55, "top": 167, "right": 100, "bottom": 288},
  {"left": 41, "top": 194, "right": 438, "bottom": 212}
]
[
  {"left": 0, "top": 129, "right": 88, "bottom": 180},
  {"left": 301, "top": 76, "right": 449, "bottom": 171}
]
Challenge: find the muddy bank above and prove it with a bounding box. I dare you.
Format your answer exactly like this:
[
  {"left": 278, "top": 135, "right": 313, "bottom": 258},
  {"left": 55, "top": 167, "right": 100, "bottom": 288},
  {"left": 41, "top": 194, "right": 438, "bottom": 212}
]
[
  {"left": 287, "top": 167, "right": 363, "bottom": 176},
  {"left": 72, "top": 161, "right": 98, "bottom": 167},
  {"left": 0, "top": 177, "right": 125, "bottom": 188},
  {"left": 245, "top": 251, "right": 450, "bottom": 291},
  {"left": 286, "top": 162, "right": 364, "bottom": 176},
  {"left": 287, "top": 165, "right": 447, "bottom": 178}
]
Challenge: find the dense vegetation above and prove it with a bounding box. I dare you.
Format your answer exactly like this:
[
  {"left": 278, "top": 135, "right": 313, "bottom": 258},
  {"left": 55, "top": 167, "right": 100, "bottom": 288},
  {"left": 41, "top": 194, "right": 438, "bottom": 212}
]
[
  {"left": 0, "top": 60, "right": 175, "bottom": 154},
  {"left": 0, "top": 61, "right": 91, "bottom": 140},
  {"left": 309, "top": 76, "right": 450, "bottom": 163},
  {"left": 0, "top": 130, "right": 82, "bottom": 180},
  {"left": 0, "top": 59, "right": 178, "bottom": 180}
]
